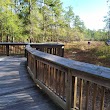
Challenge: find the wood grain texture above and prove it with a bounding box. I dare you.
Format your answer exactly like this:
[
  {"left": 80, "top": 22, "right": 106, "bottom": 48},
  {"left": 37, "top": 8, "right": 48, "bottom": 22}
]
[
  {"left": 26, "top": 45, "right": 110, "bottom": 89},
  {"left": 0, "top": 43, "right": 64, "bottom": 57},
  {"left": 0, "top": 56, "right": 63, "bottom": 110}
]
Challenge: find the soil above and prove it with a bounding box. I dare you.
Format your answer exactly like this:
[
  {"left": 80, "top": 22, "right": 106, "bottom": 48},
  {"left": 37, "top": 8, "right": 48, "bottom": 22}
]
[{"left": 64, "top": 42, "right": 110, "bottom": 68}]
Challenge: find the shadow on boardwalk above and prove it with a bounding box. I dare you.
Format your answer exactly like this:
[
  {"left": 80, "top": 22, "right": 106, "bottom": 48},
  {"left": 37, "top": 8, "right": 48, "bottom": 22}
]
[{"left": 0, "top": 56, "right": 63, "bottom": 110}]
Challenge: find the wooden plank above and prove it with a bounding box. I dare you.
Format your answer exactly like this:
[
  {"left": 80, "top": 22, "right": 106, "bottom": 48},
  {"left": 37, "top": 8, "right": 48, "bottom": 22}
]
[
  {"left": 62, "top": 72, "right": 65, "bottom": 100},
  {"left": 0, "top": 43, "right": 64, "bottom": 57},
  {"left": 52, "top": 67, "right": 55, "bottom": 91},
  {"left": 85, "top": 81, "right": 90, "bottom": 110},
  {"left": 60, "top": 71, "right": 64, "bottom": 98},
  {"left": 26, "top": 44, "right": 110, "bottom": 110},
  {"left": 56, "top": 69, "right": 58, "bottom": 94},
  {"left": 6, "top": 45, "right": 9, "bottom": 56},
  {"left": 54, "top": 68, "right": 57, "bottom": 93},
  {"left": 48, "top": 65, "right": 51, "bottom": 88},
  {"left": 92, "top": 84, "right": 97, "bottom": 110},
  {"left": 44, "top": 64, "right": 47, "bottom": 85},
  {"left": 0, "top": 56, "right": 63, "bottom": 110},
  {"left": 28, "top": 65, "right": 66, "bottom": 109},
  {"left": 66, "top": 69, "right": 72, "bottom": 110},
  {"left": 50, "top": 66, "right": 53, "bottom": 90},
  {"left": 47, "top": 65, "right": 49, "bottom": 87},
  {"left": 79, "top": 79, "right": 83, "bottom": 110},
  {"left": 33, "top": 57, "right": 37, "bottom": 79},
  {"left": 100, "top": 87, "right": 105, "bottom": 110},
  {"left": 26, "top": 44, "right": 110, "bottom": 88},
  {"left": 35, "top": 79, "right": 66, "bottom": 110},
  {"left": 59, "top": 70, "right": 61, "bottom": 96},
  {"left": 73, "top": 77, "right": 77, "bottom": 109}
]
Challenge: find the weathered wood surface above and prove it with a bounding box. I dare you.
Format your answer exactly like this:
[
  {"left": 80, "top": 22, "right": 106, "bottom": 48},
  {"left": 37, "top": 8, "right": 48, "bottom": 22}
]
[
  {"left": 0, "top": 42, "right": 64, "bottom": 57},
  {"left": 26, "top": 45, "right": 110, "bottom": 110},
  {"left": 0, "top": 56, "right": 63, "bottom": 110},
  {"left": 26, "top": 45, "right": 110, "bottom": 87}
]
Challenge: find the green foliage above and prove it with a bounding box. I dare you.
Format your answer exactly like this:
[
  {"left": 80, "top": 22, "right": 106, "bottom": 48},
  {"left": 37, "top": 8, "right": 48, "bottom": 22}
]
[
  {"left": 96, "top": 45, "right": 110, "bottom": 57},
  {"left": 0, "top": 0, "right": 108, "bottom": 42}
]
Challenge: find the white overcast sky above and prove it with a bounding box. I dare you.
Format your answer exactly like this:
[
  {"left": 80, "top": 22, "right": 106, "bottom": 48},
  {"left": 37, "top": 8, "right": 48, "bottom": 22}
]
[{"left": 61, "top": 0, "right": 108, "bottom": 30}]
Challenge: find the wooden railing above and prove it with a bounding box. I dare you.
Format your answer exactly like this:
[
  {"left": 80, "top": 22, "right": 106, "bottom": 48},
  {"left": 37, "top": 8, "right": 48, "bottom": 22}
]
[
  {"left": 30, "top": 43, "right": 64, "bottom": 57},
  {"left": 26, "top": 45, "right": 110, "bottom": 110},
  {"left": 0, "top": 43, "right": 26, "bottom": 56},
  {"left": 0, "top": 42, "right": 64, "bottom": 57}
]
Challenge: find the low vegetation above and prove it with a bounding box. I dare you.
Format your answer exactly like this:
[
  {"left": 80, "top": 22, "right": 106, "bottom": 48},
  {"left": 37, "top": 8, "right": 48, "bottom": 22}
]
[{"left": 64, "top": 41, "right": 110, "bottom": 68}]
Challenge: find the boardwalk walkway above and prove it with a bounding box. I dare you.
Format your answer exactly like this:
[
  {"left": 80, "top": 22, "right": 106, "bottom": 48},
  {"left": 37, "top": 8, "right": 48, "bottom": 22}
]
[{"left": 0, "top": 56, "right": 63, "bottom": 110}]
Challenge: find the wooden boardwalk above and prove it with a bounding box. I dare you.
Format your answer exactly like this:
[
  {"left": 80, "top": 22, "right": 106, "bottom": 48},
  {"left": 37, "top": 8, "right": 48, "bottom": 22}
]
[{"left": 0, "top": 56, "right": 63, "bottom": 110}]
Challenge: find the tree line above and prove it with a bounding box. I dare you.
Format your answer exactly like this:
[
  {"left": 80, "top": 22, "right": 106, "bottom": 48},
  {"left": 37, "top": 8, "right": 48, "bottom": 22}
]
[{"left": 0, "top": 0, "right": 108, "bottom": 43}]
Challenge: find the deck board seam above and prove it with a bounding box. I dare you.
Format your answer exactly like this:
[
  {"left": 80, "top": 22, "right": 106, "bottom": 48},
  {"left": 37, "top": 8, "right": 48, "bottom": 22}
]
[{"left": 0, "top": 85, "right": 35, "bottom": 96}]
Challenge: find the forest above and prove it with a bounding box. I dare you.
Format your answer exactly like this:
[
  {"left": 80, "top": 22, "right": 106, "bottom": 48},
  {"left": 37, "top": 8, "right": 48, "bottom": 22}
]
[{"left": 0, "top": 0, "right": 109, "bottom": 43}]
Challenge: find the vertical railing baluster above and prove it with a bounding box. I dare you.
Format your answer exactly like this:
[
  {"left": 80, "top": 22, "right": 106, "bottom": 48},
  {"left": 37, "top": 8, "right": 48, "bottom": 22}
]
[
  {"left": 48, "top": 65, "right": 51, "bottom": 88},
  {"left": 92, "top": 84, "right": 97, "bottom": 110},
  {"left": 56, "top": 69, "right": 58, "bottom": 93},
  {"left": 100, "top": 86, "right": 105, "bottom": 110},
  {"left": 33, "top": 56, "right": 37, "bottom": 79},
  {"left": 62, "top": 72, "right": 65, "bottom": 100},
  {"left": 79, "top": 79, "right": 83, "bottom": 110},
  {"left": 85, "top": 81, "right": 90, "bottom": 110},
  {"left": 51, "top": 67, "right": 54, "bottom": 91},
  {"left": 37, "top": 60, "right": 40, "bottom": 80},
  {"left": 73, "top": 76, "right": 77, "bottom": 110},
  {"left": 6, "top": 44, "right": 9, "bottom": 56},
  {"left": 53, "top": 67, "right": 56, "bottom": 92},
  {"left": 66, "top": 69, "right": 72, "bottom": 110},
  {"left": 60, "top": 71, "right": 63, "bottom": 98},
  {"left": 59, "top": 70, "right": 61, "bottom": 96}
]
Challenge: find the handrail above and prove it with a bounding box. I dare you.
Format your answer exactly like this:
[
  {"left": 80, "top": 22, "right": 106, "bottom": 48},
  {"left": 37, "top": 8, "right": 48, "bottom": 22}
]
[
  {"left": 26, "top": 45, "right": 110, "bottom": 110},
  {"left": 0, "top": 42, "right": 64, "bottom": 57},
  {"left": 0, "top": 42, "right": 27, "bottom": 56}
]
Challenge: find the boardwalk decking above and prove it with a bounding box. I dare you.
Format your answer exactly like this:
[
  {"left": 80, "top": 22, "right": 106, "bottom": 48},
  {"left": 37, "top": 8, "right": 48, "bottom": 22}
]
[{"left": 0, "top": 56, "right": 63, "bottom": 110}]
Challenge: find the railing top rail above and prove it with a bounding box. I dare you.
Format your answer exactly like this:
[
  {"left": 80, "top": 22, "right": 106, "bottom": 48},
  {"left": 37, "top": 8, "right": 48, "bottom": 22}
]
[
  {"left": 0, "top": 42, "right": 27, "bottom": 45},
  {"left": 0, "top": 42, "right": 64, "bottom": 46},
  {"left": 30, "top": 43, "right": 64, "bottom": 46},
  {"left": 26, "top": 45, "right": 110, "bottom": 81}
]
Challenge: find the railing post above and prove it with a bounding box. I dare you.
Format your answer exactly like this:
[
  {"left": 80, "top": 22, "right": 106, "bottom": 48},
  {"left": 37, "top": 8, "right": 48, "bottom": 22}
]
[
  {"left": 24, "top": 47, "right": 27, "bottom": 57},
  {"left": 6, "top": 44, "right": 9, "bottom": 56},
  {"left": 33, "top": 56, "right": 37, "bottom": 79},
  {"left": 27, "top": 52, "right": 29, "bottom": 66},
  {"left": 27, "top": 51, "right": 30, "bottom": 66},
  {"left": 66, "top": 70, "right": 77, "bottom": 110},
  {"left": 66, "top": 69, "right": 72, "bottom": 110},
  {"left": 61, "top": 46, "right": 64, "bottom": 57},
  {"left": 73, "top": 76, "right": 77, "bottom": 109}
]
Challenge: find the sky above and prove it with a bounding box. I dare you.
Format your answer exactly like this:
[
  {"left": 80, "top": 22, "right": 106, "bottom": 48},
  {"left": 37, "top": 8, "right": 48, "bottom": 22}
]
[{"left": 61, "top": 0, "right": 108, "bottom": 30}]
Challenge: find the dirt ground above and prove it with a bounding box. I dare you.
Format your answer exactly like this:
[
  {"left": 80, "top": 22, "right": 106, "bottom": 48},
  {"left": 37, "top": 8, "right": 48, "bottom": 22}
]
[{"left": 64, "top": 41, "right": 110, "bottom": 68}]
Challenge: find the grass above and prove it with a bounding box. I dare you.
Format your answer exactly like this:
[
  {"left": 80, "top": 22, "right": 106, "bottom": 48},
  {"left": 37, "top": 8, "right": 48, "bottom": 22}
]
[{"left": 64, "top": 41, "right": 110, "bottom": 68}]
